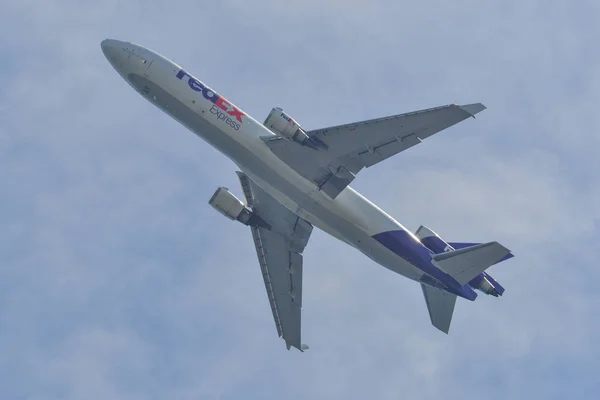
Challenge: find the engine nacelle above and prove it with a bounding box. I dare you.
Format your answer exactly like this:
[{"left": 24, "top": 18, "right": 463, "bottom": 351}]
[
  {"left": 209, "top": 187, "right": 247, "bottom": 221},
  {"left": 263, "top": 107, "right": 312, "bottom": 145},
  {"left": 208, "top": 187, "right": 270, "bottom": 228},
  {"left": 469, "top": 273, "right": 500, "bottom": 297}
]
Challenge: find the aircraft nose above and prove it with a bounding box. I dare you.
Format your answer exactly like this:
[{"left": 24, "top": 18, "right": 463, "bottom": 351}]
[{"left": 101, "top": 39, "right": 125, "bottom": 68}]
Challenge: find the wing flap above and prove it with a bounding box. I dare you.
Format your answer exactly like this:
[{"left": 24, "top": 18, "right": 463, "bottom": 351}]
[{"left": 289, "top": 251, "right": 303, "bottom": 307}]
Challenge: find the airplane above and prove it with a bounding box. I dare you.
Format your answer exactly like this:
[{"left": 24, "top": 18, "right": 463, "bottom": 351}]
[{"left": 101, "top": 39, "right": 514, "bottom": 351}]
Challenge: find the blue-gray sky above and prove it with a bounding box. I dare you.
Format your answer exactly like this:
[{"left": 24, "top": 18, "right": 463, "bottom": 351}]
[{"left": 1, "top": 1, "right": 599, "bottom": 399}]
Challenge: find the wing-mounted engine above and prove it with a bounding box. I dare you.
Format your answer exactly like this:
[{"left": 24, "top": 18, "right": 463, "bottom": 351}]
[
  {"left": 263, "top": 108, "right": 324, "bottom": 149},
  {"left": 208, "top": 187, "right": 270, "bottom": 229}
]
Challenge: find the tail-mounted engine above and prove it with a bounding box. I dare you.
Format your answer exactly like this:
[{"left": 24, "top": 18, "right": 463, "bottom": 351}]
[
  {"left": 208, "top": 187, "right": 270, "bottom": 229},
  {"left": 263, "top": 107, "right": 319, "bottom": 148}
]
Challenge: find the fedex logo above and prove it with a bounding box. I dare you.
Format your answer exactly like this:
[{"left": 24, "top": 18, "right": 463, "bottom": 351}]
[
  {"left": 176, "top": 69, "right": 245, "bottom": 126},
  {"left": 280, "top": 112, "right": 296, "bottom": 127}
]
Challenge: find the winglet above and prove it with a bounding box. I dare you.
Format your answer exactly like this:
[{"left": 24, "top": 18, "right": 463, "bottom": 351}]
[{"left": 459, "top": 103, "right": 487, "bottom": 118}]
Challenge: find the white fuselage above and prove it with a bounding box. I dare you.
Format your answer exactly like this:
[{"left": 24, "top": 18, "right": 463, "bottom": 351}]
[{"left": 101, "top": 40, "right": 425, "bottom": 283}]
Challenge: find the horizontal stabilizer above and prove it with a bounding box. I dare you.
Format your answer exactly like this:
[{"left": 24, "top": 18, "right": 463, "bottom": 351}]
[
  {"left": 421, "top": 284, "right": 457, "bottom": 333},
  {"left": 433, "top": 242, "right": 511, "bottom": 285},
  {"left": 449, "top": 242, "right": 514, "bottom": 265}
]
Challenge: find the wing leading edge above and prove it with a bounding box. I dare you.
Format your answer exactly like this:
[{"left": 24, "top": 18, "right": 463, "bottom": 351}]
[
  {"left": 263, "top": 103, "right": 486, "bottom": 198},
  {"left": 237, "top": 172, "right": 312, "bottom": 351}
]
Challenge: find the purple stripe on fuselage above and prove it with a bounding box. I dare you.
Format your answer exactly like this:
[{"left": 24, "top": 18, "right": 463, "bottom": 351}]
[
  {"left": 372, "top": 230, "right": 477, "bottom": 300},
  {"left": 420, "top": 236, "right": 451, "bottom": 254}
]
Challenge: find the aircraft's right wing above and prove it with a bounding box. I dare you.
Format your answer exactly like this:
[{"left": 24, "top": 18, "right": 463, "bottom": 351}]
[
  {"left": 264, "top": 103, "right": 485, "bottom": 199},
  {"left": 236, "top": 172, "right": 312, "bottom": 351}
]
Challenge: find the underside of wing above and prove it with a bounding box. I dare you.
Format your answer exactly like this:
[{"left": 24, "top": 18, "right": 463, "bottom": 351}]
[
  {"left": 250, "top": 225, "right": 304, "bottom": 350},
  {"left": 263, "top": 103, "right": 486, "bottom": 198},
  {"left": 237, "top": 172, "right": 312, "bottom": 351}
]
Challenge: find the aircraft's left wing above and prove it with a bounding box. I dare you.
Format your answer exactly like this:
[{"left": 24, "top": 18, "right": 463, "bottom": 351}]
[
  {"left": 236, "top": 172, "right": 312, "bottom": 351},
  {"left": 263, "top": 103, "right": 485, "bottom": 198}
]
